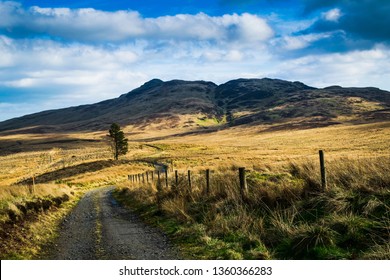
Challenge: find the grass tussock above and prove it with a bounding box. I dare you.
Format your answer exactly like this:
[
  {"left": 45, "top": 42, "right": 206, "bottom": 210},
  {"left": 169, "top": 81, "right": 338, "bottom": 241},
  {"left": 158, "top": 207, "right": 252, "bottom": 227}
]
[{"left": 115, "top": 156, "right": 390, "bottom": 259}]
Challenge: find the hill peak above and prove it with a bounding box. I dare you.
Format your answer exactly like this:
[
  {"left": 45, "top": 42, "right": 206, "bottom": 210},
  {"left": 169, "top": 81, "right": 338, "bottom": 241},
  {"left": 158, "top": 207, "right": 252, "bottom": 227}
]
[{"left": 140, "top": 78, "right": 164, "bottom": 88}]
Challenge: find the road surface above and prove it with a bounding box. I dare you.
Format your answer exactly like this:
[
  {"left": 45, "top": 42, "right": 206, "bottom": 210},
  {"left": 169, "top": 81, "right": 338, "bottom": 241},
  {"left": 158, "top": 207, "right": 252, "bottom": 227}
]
[{"left": 45, "top": 186, "right": 180, "bottom": 259}]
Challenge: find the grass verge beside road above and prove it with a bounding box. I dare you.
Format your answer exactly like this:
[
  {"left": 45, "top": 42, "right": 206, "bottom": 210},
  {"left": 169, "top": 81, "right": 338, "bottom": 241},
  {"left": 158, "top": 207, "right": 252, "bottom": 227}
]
[{"left": 114, "top": 157, "right": 390, "bottom": 259}]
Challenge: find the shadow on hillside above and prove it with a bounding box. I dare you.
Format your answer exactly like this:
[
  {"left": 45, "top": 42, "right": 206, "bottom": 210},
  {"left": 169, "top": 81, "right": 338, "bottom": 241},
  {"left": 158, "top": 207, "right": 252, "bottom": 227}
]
[
  {"left": 260, "top": 119, "right": 342, "bottom": 132},
  {"left": 0, "top": 137, "right": 102, "bottom": 157},
  {"left": 134, "top": 126, "right": 224, "bottom": 142},
  {"left": 16, "top": 159, "right": 129, "bottom": 185}
]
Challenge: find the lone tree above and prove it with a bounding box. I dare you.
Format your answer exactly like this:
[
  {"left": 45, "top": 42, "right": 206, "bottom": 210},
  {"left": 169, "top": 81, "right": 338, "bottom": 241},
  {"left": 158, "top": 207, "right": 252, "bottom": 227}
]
[{"left": 108, "top": 123, "right": 128, "bottom": 160}]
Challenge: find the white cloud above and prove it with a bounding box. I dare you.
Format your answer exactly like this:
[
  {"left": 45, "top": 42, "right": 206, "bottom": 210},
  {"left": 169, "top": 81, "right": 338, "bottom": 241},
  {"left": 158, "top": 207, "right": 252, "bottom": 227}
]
[
  {"left": 146, "top": 13, "right": 222, "bottom": 41},
  {"left": 4, "top": 78, "right": 37, "bottom": 87},
  {"left": 322, "top": 8, "right": 343, "bottom": 22},
  {"left": 219, "top": 13, "right": 274, "bottom": 42},
  {"left": 0, "top": 38, "right": 140, "bottom": 73},
  {"left": 225, "top": 50, "right": 244, "bottom": 61},
  {"left": 0, "top": 2, "right": 273, "bottom": 44},
  {"left": 273, "top": 45, "right": 390, "bottom": 89},
  {"left": 275, "top": 33, "right": 332, "bottom": 50}
]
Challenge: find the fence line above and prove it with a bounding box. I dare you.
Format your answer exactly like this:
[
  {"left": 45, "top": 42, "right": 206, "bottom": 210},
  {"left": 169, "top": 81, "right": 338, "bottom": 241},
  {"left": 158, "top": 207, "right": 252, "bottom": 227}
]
[{"left": 127, "top": 150, "right": 328, "bottom": 202}]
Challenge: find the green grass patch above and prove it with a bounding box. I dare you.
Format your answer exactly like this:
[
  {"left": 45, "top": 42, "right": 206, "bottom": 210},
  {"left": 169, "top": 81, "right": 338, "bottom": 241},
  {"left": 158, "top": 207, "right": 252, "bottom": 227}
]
[{"left": 196, "top": 116, "right": 226, "bottom": 127}]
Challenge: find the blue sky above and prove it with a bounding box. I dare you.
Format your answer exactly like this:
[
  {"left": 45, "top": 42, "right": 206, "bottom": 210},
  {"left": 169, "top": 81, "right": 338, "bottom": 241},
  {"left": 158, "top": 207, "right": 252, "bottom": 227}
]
[{"left": 1, "top": 0, "right": 390, "bottom": 121}]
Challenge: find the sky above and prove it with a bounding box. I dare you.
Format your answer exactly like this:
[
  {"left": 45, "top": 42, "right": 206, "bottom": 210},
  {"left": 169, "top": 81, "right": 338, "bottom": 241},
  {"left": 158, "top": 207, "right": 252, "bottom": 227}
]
[{"left": 1, "top": 0, "right": 390, "bottom": 121}]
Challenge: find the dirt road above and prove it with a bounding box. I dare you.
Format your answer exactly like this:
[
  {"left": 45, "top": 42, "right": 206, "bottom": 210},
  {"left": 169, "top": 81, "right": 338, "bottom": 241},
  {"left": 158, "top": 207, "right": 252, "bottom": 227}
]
[{"left": 45, "top": 186, "right": 180, "bottom": 259}]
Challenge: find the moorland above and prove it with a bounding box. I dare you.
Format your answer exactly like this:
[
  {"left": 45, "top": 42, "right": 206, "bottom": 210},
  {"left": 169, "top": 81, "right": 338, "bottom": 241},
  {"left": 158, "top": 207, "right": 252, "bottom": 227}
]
[{"left": 1, "top": 78, "right": 389, "bottom": 259}]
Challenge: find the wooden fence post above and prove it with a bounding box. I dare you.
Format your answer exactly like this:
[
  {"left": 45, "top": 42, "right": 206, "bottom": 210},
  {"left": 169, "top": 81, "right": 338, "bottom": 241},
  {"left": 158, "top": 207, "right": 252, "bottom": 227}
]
[
  {"left": 157, "top": 171, "right": 161, "bottom": 187},
  {"left": 175, "top": 170, "right": 178, "bottom": 187},
  {"left": 156, "top": 171, "right": 162, "bottom": 210},
  {"left": 188, "top": 170, "right": 192, "bottom": 189},
  {"left": 142, "top": 173, "right": 145, "bottom": 183},
  {"left": 239, "top": 167, "right": 247, "bottom": 200},
  {"left": 187, "top": 170, "right": 192, "bottom": 199},
  {"left": 146, "top": 172, "right": 149, "bottom": 182},
  {"left": 151, "top": 171, "right": 154, "bottom": 181},
  {"left": 165, "top": 169, "right": 169, "bottom": 188},
  {"left": 319, "top": 150, "right": 327, "bottom": 190},
  {"left": 205, "top": 169, "right": 210, "bottom": 195}
]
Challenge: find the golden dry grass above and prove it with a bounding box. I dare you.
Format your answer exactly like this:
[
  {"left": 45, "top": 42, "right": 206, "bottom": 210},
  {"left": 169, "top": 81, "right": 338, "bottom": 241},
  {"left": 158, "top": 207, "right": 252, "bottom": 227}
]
[
  {"left": 112, "top": 120, "right": 390, "bottom": 259},
  {"left": 1, "top": 121, "right": 389, "bottom": 191},
  {"left": 120, "top": 121, "right": 390, "bottom": 173},
  {"left": 0, "top": 120, "right": 389, "bottom": 259},
  {"left": 115, "top": 154, "right": 390, "bottom": 259}
]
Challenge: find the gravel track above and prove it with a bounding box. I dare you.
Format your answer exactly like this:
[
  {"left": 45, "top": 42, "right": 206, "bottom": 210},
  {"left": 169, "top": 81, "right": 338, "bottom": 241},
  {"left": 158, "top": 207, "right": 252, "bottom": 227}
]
[{"left": 45, "top": 186, "right": 180, "bottom": 260}]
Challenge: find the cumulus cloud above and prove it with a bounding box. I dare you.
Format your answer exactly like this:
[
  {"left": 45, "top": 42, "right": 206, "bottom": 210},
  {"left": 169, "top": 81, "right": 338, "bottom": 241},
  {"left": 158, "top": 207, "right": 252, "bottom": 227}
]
[{"left": 0, "top": 2, "right": 273, "bottom": 44}]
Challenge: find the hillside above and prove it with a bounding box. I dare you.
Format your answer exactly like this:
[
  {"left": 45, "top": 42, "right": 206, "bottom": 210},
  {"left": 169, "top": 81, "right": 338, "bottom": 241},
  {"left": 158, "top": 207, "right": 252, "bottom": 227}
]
[{"left": 0, "top": 78, "right": 389, "bottom": 135}]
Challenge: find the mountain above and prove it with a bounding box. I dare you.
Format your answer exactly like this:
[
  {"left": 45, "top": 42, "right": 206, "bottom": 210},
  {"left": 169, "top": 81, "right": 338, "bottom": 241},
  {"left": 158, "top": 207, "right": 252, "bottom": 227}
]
[{"left": 0, "top": 78, "right": 389, "bottom": 134}]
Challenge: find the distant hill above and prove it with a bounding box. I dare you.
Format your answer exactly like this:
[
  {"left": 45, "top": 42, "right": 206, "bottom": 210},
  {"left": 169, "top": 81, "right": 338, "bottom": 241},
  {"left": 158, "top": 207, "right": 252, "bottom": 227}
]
[{"left": 0, "top": 78, "right": 389, "bottom": 134}]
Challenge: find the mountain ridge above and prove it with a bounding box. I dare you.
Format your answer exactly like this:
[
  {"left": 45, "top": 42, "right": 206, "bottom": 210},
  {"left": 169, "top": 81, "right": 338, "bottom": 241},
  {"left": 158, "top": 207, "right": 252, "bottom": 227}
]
[{"left": 0, "top": 77, "right": 389, "bottom": 134}]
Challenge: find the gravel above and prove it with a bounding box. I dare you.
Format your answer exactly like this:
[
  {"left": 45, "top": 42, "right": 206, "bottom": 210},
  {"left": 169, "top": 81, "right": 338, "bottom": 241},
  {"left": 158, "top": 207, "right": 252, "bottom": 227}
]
[{"left": 45, "top": 186, "right": 181, "bottom": 260}]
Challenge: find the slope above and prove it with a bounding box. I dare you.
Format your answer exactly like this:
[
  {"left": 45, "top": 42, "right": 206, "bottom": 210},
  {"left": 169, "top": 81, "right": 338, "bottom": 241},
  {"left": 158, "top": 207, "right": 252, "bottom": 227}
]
[{"left": 0, "top": 78, "right": 389, "bottom": 135}]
